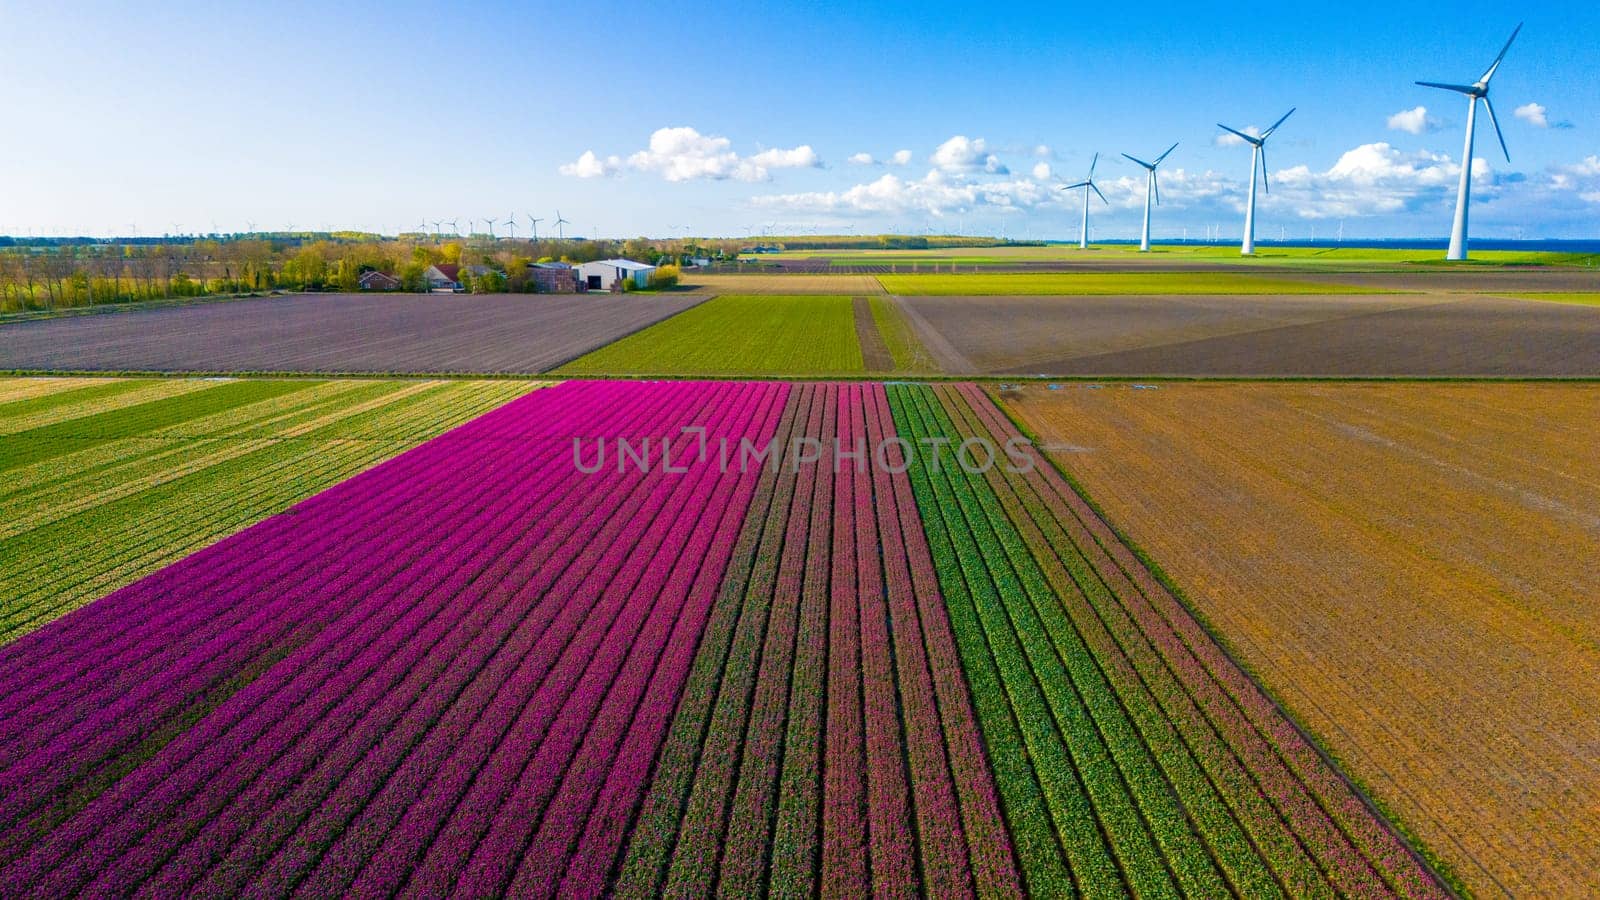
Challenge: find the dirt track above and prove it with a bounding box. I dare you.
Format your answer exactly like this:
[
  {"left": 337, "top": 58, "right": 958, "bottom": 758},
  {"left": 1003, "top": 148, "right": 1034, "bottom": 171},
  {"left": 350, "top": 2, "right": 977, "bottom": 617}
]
[{"left": 0, "top": 292, "right": 709, "bottom": 374}]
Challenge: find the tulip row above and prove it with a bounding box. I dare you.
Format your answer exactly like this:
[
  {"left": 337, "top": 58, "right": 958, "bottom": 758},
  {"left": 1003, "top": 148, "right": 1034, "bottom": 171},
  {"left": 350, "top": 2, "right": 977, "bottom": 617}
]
[
  {"left": 614, "top": 382, "right": 1019, "bottom": 898},
  {"left": 885, "top": 381, "right": 1447, "bottom": 899},
  {"left": 945, "top": 383, "right": 1445, "bottom": 899},
  {"left": 0, "top": 380, "right": 788, "bottom": 896}
]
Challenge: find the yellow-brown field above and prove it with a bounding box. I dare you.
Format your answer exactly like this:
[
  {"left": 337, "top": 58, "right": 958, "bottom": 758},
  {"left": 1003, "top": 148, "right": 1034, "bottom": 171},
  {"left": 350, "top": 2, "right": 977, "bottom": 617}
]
[
  {"left": 1002, "top": 382, "right": 1600, "bottom": 897},
  {"left": 680, "top": 272, "right": 884, "bottom": 294}
]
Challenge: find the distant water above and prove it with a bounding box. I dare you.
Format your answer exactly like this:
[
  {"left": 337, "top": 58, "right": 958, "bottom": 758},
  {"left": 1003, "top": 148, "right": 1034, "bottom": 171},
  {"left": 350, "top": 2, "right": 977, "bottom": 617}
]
[{"left": 1091, "top": 238, "right": 1600, "bottom": 253}]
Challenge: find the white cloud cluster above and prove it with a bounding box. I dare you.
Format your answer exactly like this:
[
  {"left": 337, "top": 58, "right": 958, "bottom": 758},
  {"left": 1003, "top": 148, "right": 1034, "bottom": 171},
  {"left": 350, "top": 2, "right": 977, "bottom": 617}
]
[
  {"left": 890, "top": 149, "right": 913, "bottom": 166},
  {"left": 930, "top": 136, "right": 1008, "bottom": 174},
  {"left": 560, "top": 126, "right": 820, "bottom": 182},
  {"left": 752, "top": 168, "right": 1053, "bottom": 217},
  {"left": 1513, "top": 101, "right": 1574, "bottom": 130},
  {"left": 1386, "top": 106, "right": 1442, "bottom": 136},
  {"left": 847, "top": 152, "right": 876, "bottom": 165},
  {"left": 1514, "top": 102, "right": 1547, "bottom": 128},
  {"left": 1215, "top": 126, "right": 1261, "bottom": 147},
  {"left": 1549, "top": 155, "right": 1600, "bottom": 203},
  {"left": 559, "top": 150, "right": 622, "bottom": 179},
  {"left": 1031, "top": 161, "right": 1052, "bottom": 180},
  {"left": 1269, "top": 142, "right": 1495, "bottom": 218}
]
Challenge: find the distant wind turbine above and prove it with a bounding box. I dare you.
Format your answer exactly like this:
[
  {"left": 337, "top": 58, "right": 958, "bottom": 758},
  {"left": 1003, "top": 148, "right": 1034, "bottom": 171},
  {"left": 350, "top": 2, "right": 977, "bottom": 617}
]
[
  {"left": 1059, "top": 152, "right": 1108, "bottom": 250},
  {"left": 553, "top": 211, "right": 571, "bottom": 240},
  {"left": 528, "top": 215, "right": 543, "bottom": 241},
  {"left": 1417, "top": 22, "right": 1520, "bottom": 260},
  {"left": 1121, "top": 143, "right": 1178, "bottom": 252},
  {"left": 504, "top": 214, "right": 517, "bottom": 240},
  {"left": 1218, "top": 108, "right": 1295, "bottom": 256},
  {"left": 483, "top": 218, "right": 496, "bottom": 240},
  {"left": 446, "top": 219, "right": 459, "bottom": 237}
]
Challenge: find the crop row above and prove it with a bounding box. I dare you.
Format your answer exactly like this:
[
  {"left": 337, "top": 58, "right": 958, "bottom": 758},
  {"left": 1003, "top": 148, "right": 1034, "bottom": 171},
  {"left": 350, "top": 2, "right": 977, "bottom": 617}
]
[
  {"left": 614, "top": 382, "right": 1020, "bottom": 898},
  {"left": 0, "top": 378, "right": 532, "bottom": 642},
  {"left": 0, "top": 380, "right": 787, "bottom": 896},
  {"left": 885, "top": 382, "right": 1446, "bottom": 898}
]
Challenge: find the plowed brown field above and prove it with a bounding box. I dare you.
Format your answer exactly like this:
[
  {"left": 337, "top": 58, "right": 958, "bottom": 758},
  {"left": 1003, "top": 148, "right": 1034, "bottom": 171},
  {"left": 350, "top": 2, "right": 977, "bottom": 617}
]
[{"left": 1003, "top": 382, "right": 1600, "bottom": 898}]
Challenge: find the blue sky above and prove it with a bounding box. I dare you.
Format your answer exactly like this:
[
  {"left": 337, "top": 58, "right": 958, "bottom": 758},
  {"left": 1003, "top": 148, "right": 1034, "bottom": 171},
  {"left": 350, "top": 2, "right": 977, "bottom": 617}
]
[{"left": 1, "top": 0, "right": 1595, "bottom": 240}]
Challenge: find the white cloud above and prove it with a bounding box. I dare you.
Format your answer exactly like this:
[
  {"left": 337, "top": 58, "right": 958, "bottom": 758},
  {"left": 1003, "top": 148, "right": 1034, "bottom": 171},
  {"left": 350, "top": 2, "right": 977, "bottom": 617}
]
[
  {"left": 1514, "top": 102, "right": 1548, "bottom": 128},
  {"left": 748, "top": 145, "right": 821, "bottom": 170},
  {"left": 1268, "top": 142, "right": 1497, "bottom": 219},
  {"left": 1034, "top": 144, "right": 1052, "bottom": 158},
  {"left": 1032, "top": 161, "right": 1052, "bottom": 180},
  {"left": 848, "top": 152, "right": 876, "bottom": 165},
  {"left": 561, "top": 126, "right": 821, "bottom": 183},
  {"left": 930, "top": 136, "right": 1008, "bottom": 174},
  {"left": 1215, "top": 126, "right": 1261, "bottom": 148},
  {"left": 559, "top": 150, "right": 621, "bottom": 179},
  {"left": 752, "top": 167, "right": 1055, "bottom": 217},
  {"left": 1549, "top": 156, "right": 1600, "bottom": 204},
  {"left": 1386, "top": 106, "right": 1441, "bottom": 136},
  {"left": 890, "top": 149, "right": 913, "bottom": 166}
]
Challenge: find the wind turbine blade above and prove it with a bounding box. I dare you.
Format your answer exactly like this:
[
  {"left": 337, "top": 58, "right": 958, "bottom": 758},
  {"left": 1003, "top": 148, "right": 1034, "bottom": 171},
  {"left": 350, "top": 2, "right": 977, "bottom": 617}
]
[
  {"left": 1479, "top": 22, "right": 1522, "bottom": 84},
  {"left": 1089, "top": 152, "right": 1098, "bottom": 177},
  {"left": 1260, "top": 145, "right": 1270, "bottom": 194},
  {"left": 1481, "top": 96, "right": 1510, "bottom": 161},
  {"left": 1121, "top": 153, "right": 1153, "bottom": 169},
  {"left": 1154, "top": 142, "right": 1179, "bottom": 165},
  {"left": 1091, "top": 183, "right": 1108, "bottom": 205},
  {"left": 1153, "top": 173, "right": 1161, "bottom": 206},
  {"left": 1416, "top": 81, "right": 1478, "bottom": 95},
  {"left": 1262, "top": 107, "right": 1296, "bottom": 138},
  {"left": 1063, "top": 180, "right": 1091, "bottom": 190},
  {"left": 1218, "top": 123, "right": 1260, "bottom": 145}
]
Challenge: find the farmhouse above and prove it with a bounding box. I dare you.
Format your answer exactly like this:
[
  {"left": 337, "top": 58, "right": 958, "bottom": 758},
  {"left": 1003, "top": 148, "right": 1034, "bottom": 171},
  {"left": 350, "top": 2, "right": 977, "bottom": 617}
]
[
  {"left": 357, "top": 270, "right": 401, "bottom": 291},
  {"left": 423, "top": 264, "right": 462, "bottom": 291},
  {"left": 576, "top": 259, "right": 655, "bottom": 292}
]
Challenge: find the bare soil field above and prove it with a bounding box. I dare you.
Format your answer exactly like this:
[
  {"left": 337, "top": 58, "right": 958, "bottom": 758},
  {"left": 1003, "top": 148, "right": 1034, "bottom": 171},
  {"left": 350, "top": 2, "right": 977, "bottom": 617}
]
[
  {"left": 1004, "top": 382, "right": 1600, "bottom": 897},
  {"left": 0, "top": 292, "right": 708, "bottom": 374},
  {"left": 905, "top": 293, "right": 1600, "bottom": 376}
]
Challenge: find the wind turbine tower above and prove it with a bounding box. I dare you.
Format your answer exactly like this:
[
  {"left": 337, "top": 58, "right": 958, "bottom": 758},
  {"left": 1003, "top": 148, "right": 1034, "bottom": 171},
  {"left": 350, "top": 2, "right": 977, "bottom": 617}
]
[
  {"left": 1060, "top": 153, "right": 1108, "bottom": 250},
  {"left": 1121, "top": 143, "right": 1178, "bottom": 252},
  {"left": 1219, "top": 109, "right": 1294, "bottom": 256},
  {"left": 1418, "top": 23, "right": 1520, "bottom": 260},
  {"left": 528, "top": 215, "right": 543, "bottom": 241},
  {"left": 553, "top": 211, "right": 571, "bottom": 240}
]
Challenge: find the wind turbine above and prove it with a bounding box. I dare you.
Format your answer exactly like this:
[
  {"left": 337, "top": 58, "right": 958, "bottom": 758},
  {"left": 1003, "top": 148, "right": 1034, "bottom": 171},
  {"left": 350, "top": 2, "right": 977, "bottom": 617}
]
[
  {"left": 504, "top": 214, "right": 517, "bottom": 240},
  {"left": 1418, "top": 22, "right": 1520, "bottom": 260},
  {"left": 1121, "top": 143, "right": 1177, "bottom": 252},
  {"left": 1218, "top": 108, "right": 1295, "bottom": 256},
  {"left": 483, "top": 218, "right": 496, "bottom": 240},
  {"left": 553, "top": 211, "right": 571, "bottom": 240},
  {"left": 1059, "top": 152, "right": 1108, "bottom": 250},
  {"left": 446, "top": 219, "right": 459, "bottom": 237},
  {"left": 528, "top": 215, "right": 543, "bottom": 241}
]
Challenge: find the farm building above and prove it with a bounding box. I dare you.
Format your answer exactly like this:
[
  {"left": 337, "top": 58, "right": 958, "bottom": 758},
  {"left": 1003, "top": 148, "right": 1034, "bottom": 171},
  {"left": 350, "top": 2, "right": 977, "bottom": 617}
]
[
  {"left": 576, "top": 259, "right": 655, "bottom": 292},
  {"left": 358, "top": 270, "right": 401, "bottom": 291},
  {"left": 529, "top": 262, "right": 581, "bottom": 293},
  {"left": 424, "top": 264, "right": 462, "bottom": 291}
]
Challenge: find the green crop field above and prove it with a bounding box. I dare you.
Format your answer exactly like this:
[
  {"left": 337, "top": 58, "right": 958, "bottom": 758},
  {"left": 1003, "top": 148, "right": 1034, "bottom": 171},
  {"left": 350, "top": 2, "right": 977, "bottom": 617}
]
[
  {"left": 558, "top": 294, "right": 865, "bottom": 376},
  {"left": 877, "top": 272, "right": 1387, "bottom": 295},
  {"left": 0, "top": 376, "right": 539, "bottom": 642},
  {"left": 1505, "top": 293, "right": 1600, "bottom": 306}
]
